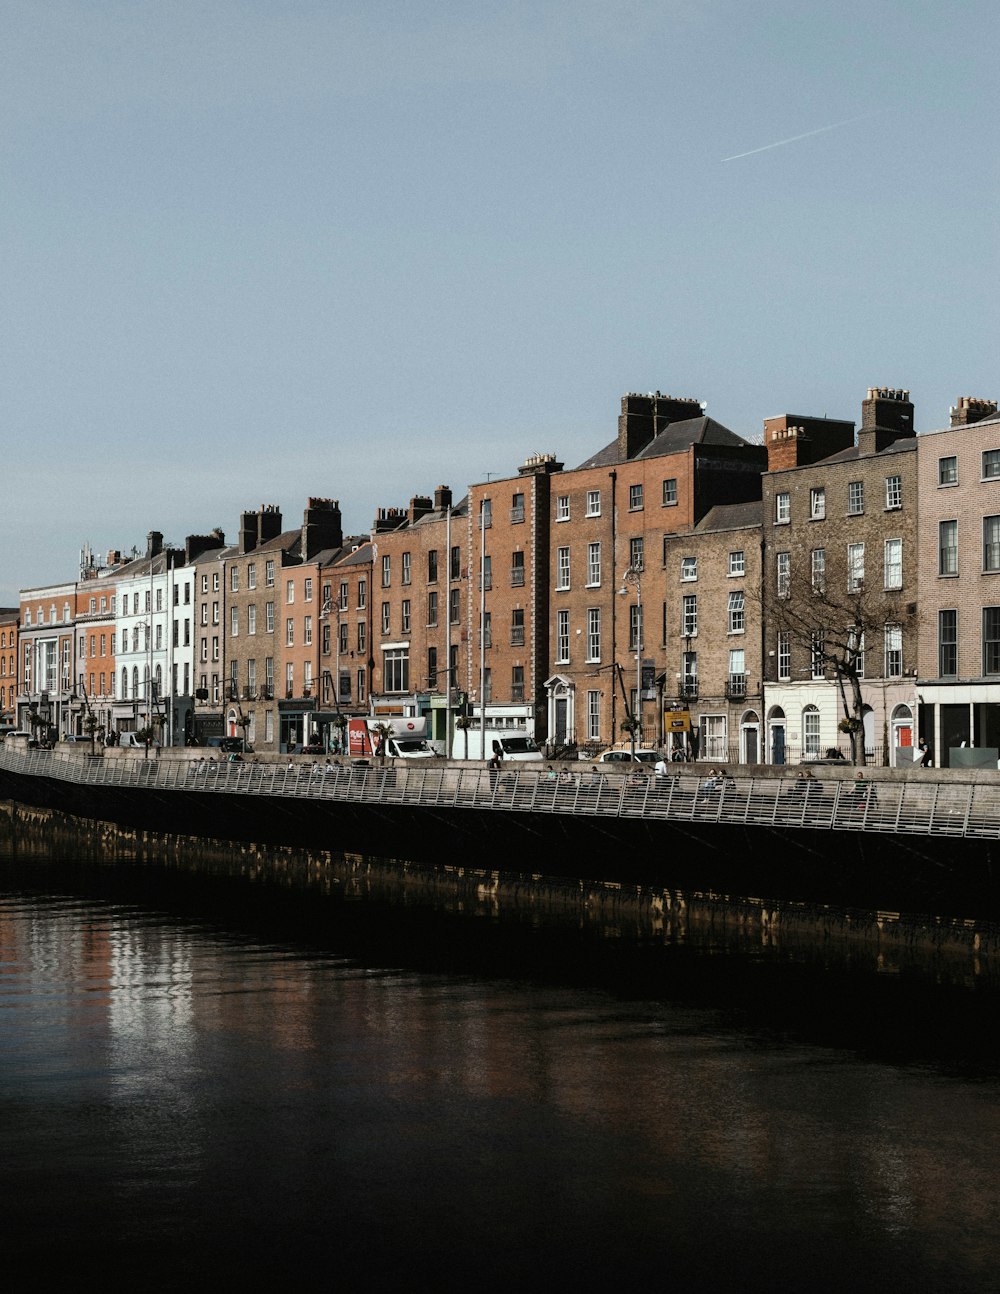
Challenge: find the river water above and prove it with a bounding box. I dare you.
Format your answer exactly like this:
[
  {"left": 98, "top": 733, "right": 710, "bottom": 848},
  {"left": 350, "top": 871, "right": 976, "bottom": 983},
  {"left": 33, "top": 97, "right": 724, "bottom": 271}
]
[{"left": 3, "top": 824, "right": 1000, "bottom": 1291}]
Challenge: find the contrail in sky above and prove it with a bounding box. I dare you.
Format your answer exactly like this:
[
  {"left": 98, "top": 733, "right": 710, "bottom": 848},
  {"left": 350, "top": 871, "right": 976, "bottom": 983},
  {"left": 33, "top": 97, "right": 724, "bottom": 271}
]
[{"left": 721, "top": 113, "right": 874, "bottom": 162}]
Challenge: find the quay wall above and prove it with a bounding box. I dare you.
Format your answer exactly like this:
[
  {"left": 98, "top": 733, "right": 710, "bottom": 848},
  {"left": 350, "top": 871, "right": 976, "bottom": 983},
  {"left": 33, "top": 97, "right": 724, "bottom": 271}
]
[{"left": 1, "top": 752, "right": 998, "bottom": 922}]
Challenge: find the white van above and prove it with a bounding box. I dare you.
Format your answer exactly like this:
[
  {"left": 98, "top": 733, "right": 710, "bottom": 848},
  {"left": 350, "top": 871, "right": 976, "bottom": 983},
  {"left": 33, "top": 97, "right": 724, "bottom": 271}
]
[
  {"left": 118, "top": 733, "right": 160, "bottom": 749},
  {"left": 451, "top": 728, "right": 542, "bottom": 762}
]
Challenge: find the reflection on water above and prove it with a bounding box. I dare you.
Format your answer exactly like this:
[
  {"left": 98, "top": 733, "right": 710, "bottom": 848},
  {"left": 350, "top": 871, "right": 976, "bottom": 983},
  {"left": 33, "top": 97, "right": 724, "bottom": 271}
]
[{"left": 2, "top": 816, "right": 1000, "bottom": 1289}]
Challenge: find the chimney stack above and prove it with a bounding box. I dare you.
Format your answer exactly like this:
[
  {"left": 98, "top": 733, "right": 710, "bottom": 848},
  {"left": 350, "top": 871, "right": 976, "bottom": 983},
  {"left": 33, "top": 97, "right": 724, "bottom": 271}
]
[
  {"left": 617, "top": 392, "right": 704, "bottom": 461},
  {"left": 950, "top": 396, "right": 998, "bottom": 428},
  {"left": 301, "top": 498, "right": 343, "bottom": 560},
  {"left": 433, "top": 485, "right": 453, "bottom": 511},
  {"left": 858, "top": 387, "right": 914, "bottom": 455},
  {"left": 763, "top": 414, "right": 855, "bottom": 472},
  {"left": 408, "top": 495, "right": 433, "bottom": 524}
]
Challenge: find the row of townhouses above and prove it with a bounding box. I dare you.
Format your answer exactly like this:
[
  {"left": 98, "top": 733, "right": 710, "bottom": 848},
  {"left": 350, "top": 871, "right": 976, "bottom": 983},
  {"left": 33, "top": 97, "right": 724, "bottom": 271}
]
[{"left": 3, "top": 386, "right": 999, "bottom": 767}]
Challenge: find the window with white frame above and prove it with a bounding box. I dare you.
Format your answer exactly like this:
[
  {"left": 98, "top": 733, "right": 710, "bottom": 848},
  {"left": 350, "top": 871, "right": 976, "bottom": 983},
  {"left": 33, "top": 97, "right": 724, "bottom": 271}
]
[
  {"left": 884, "top": 623, "right": 902, "bottom": 677},
  {"left": 939, "top": 456, "right": 958, "bottom": 486},
  {"left": 303, "top": 615, "right": 312, "bottom": 646},
  {"left": 401, "top": 600, "right": 410, "bottom": 634},
  {"left": 728, "top": 550, "right": 745, "bottom": 577},
  {"left": 662, "top": 478, "right": 677, "bottom": 507},
  {"left": 628, "top": 483, "right": 643, "bottom": 511},
  {"left": 629, "top": 536, "right": 644, "bottom": 571},
  {"left": 984, "top": 608, "right": 1000, "bottom": 674},
  {"left": 682, "top": 594, "right": 697, "bottom": 637},
  {"left": 587, "top": 690, "right": 601, "bottom": 741},
  {"left": 556, "top": 546, "right": 570, "bottom": 590},
  {"left": 381, "top": 555, "right": 390, "bottom": 587},
  {"left": 885, "top": 475, "right": 902, "bottom": 510},
  {"left": 939, "top": 520, "right": 958, "bottom": 575},
  {"left": 777, "top": 631, "right": 790, "bottom": 680},
  {"left": 231, "top": 567, "right": 239, "bottom": 592},
  {"left": 556, "top": 494, "right": 570, "bottom": 521},
  {"left": 265, "top": 601, "right": 274, "bottom": 633},
  {"left": 983, "top": 450, "right": 1000, "bottom": 480},
  {"left": 803, "top": 706, "right": 821, "bottom": 756},
  {"left": 624, "top": 602, "right": 641, "bottom": 654},
  {"left": 810, "top": 487, "right": 826, "bottom": 520},
  {"left": 383, "top": 648, "right": 409, "bottom": 693},
  {"left": 728, "top": 648, "right": 746, "bottom": 695},
  {"left": 586, "top": 489, "right": 601, "bottom": 517},
  {"left": 939, "top": 609, "right": 957, "bottom": 676},
  {"left": 884, "top": 538, "right": 902, "bottom": 589},
  {"left": 401, "top": 553, "right": 411, "bottom": 586},
  {"left": 681, "top": 556, "right": 697, "bottom": 581},
  {"left": 285, "top": 618, "right": 294, "bottom": 646},
  {"left": 247, "top": 563, "right": 256, "bottom": 589},
  {"left": 230, "top": 606, "right": 239, "bottom": 637},
  {"left": 586, "top": 607, "right": 601, "bottom": 661},
  {"left": 811, "top": 548, "right": 825, "bottom": 591},
  {"left": 727, "top": 590, "right": 744, "bottom": 633},
  {"left": 984, "top": 516, "right": 1000, "bottom": 573},
  {"left": 848, "top": 627, "right": 865, "bottom": 677},
  {"left": 265, "top": 559, "right": 275, "bottom": 587},
  {"left": 811, "top": 631, "right": 825, "bottom": 679},
  {"left": 775, "top": 492, "right": 790, "bottom": 524},
  {"left": 847, "top": 542, "right": 865, "bottom": 591},
  {"left": 381, "top": 602, "right": 390, "bottom": 634},
  {"left": 701, "top": 714, "right": 727, "bottom": 761},
  {"left": 587, "top": 542, "right": 601, "bottom": 586},
  {"left": 555, "top": 609, "right": 569, "bottom": 662},
  {"left": 247, "top": 604, "right": 256, "bottom": 635},
  {"left": 777, "top": 552, "right": 790, "bottom": 597},
  {"left": 848, "top": 480, "right": 864, "bottom": 515}
]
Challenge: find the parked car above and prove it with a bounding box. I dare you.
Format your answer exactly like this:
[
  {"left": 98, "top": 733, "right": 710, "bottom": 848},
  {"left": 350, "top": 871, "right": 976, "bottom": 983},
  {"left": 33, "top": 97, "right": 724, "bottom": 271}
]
[
  {"left": 204, "top": 736, "right": 252, "bottom": 754},
  {"left": 598, "top": 748, "right": 661, "bottom": 765}
]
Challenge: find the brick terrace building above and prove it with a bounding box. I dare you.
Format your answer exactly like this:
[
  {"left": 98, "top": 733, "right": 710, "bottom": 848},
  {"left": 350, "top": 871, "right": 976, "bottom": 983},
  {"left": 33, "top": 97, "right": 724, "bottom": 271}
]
[
  {"left": 663, "top": 501, "right": 763, "bottom": 762},
  {"left": 466, "top": 458, "right": 560, "bottom": 751},
  {"left": 17, "top": 581, "right": 77, "bottom": 740},
  {"left": 366, "top": 486, "right": 467, "bottom": 751},
  {"left": 542, "top": 393, "right": 766, "bottom": 752},
  {"left": 915, "top": 398, "right": 1000, "bottom": 763},
  {"left": 0, "top": 607, "right": 18, "bottom": 723},
  {"left": 760, "top": 388, "right": 919, "bottom": 764}
]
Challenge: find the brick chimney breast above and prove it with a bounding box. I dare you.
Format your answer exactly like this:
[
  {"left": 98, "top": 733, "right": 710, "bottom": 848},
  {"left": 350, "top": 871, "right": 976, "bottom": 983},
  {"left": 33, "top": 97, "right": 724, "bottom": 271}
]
[{"left": 950, "top": 396, "right": 998, "bottom": 428}]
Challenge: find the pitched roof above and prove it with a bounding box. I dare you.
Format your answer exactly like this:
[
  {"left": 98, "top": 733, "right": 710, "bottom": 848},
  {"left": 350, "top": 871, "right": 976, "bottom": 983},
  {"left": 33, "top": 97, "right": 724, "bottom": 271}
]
[
  {"left": 694, "top": 500, "right": 764, "bottom": 532},
  {"left": 574, "top": 416, "right": 755, "bottom": 470}
]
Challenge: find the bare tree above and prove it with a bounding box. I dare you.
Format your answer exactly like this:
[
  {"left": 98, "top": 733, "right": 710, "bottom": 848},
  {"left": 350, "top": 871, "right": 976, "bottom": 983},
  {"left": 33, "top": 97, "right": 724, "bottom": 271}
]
[{"left": 761, "top": 546, "right": 913, "bottom": 765}]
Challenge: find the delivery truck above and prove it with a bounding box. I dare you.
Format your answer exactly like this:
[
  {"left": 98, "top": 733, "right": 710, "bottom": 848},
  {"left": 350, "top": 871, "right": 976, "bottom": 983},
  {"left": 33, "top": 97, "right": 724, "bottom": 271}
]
[{"left": 347, "top": 716, "right": 437, "bottom": 760}]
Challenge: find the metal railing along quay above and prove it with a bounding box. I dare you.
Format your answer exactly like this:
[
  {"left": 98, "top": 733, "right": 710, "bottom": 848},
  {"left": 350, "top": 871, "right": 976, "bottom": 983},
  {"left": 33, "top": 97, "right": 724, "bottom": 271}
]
[{"left": 3, "top": 747, "right": 1000, "bottom": 842}]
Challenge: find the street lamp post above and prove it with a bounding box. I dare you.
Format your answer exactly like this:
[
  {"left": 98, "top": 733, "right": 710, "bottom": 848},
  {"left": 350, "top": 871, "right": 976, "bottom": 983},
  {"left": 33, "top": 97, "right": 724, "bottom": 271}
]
[{"left": 618, "top": 565, "right": 643, "bottom": 760}]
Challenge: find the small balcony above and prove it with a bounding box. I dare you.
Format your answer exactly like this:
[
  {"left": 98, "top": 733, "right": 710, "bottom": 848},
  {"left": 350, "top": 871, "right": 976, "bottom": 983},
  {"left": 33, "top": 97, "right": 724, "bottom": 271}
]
[
  {"left": 679, "top": 681, "right": 699, "bottom": 701},
  {"left": 510, "top": 567, "right": 525, "bottom": 587},
  {"left": 725, "top": 674, "right": 747, "bottom": 700},
  {"left": 510, "top": 627, "right": 525, "bottom": 646},
  {"left": 509, "top": 506, "right": 525, "bottom": 524},
  {"left": 511, "top": 683, "right": 524, "bottom": 702}
]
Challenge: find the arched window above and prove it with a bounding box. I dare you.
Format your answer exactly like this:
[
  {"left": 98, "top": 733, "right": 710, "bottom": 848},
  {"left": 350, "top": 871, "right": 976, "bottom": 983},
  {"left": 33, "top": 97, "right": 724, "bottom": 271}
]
[
  {"left": 132, "top": 666, "right": 139, "bottom": 699},
  {"left": 802, "top": 705, "right": 821, "bottom": 757},
  {"left": 121, "top": 668, "right": 128, "bottom": 698},
  {"left": 154, "top": 665, "right": 162, "bottom": 699}
]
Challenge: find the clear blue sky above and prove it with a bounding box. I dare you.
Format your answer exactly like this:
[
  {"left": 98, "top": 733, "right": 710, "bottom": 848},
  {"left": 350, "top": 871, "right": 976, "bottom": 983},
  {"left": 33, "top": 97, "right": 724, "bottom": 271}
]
[{"left": 2, "top": 0, "right": 997, "bottom": 602}]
